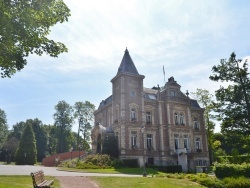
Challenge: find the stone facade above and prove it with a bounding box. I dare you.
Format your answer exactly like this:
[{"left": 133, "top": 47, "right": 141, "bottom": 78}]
[{"left": 91, "top": 49, "right": 209, "bottom": 171}]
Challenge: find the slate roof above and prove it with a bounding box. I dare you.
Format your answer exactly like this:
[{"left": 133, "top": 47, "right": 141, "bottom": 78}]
[
  {"left": 117, "top": 48, "right": 139, "bottom": 75},
  {"left": 143, "top": 87, "right": 158, "bottom": 100},
  {"left": 190, "top": 99, "right": 201, "bottom": 108},
  {"left": 98, "top": 95, "right": 112, "bottom": 109}
]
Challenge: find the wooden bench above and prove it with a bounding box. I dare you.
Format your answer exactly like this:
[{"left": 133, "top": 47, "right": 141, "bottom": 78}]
[{"left": 30, "top": 170, "right": 54, "bottom": 188}]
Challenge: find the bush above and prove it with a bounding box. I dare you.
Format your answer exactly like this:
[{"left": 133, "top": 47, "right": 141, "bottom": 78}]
[
  {"left": 223, "top": 176, "right": 250, "bottom": 188},
  {"left": 84, "top": 154, "right": 112, "bottom": 167},
  {"left": 215, "top": 163, "right": 250, "bottom": 178},
  {"left": 217, "top": 155, "right": 250, "bottom": 164},
  {"left": 122, "top": 159, "right": 138, "bottom": 168},
  {"left": 112, "top": 159, "right": 123, "bottom": 168}
]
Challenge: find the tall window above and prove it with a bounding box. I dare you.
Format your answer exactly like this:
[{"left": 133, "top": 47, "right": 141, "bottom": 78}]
[
  {"left": 131, "top": 131, "right": 137, "bottom": 148},
  {"left": 146, "top": 112, "right": 151, "bottom": 124},
  {"left": 193, "top": 118, "right": 199, "bottom": 129},
  {"left": 174, "top": 113, "right": 178, "bottom": 125},
  {"left": 147, "top": 134, "right": 153, "bottom": 149},
  {"left": 195, "top": 137, "right": 201, "bottom": 150},
  {"left": 131, "top": 108, "right": 136, "bottom": 121},
  {"left": 183, "top": 135, "right": 188, "bottom": 149},
  {"left": 174, "top": 134, "right": 179, "bottom": 151},
  {"left": 170, "top": 90, "right": 176, "bottom": 96},
  {"left": 180, "top": 113, "right": 184, "bottom": 125}
]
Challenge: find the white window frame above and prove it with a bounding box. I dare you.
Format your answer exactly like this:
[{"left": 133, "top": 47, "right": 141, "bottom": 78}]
[
  {"left": 193, "top": 117, "right": 199, "bottom": 129},
  {"left": 180, "top": 113, "right": 184, "bottom": 125},
  {"left": 131, "top": 134, "right": 137, "bottom": 147},
  {"left": 195, "top": 137, "right": 201, "bottom": 150},
  {"left": 131, "top": 108, "right": 136, "bottom": 121},
  {"left": 183, "top": 135, "right": 188, "bottom": 150},
  {"left": 174, "top": 134, "right": 179, "bottom": 151},
  {"left": 146, "top": 112, "right": 151, "bottom": 124},
  {"left": 147, "top": 134, "right": 153, "bottom": 149},
  {"left": 174, "top": 113, "right": 178, "bottom": 125}
]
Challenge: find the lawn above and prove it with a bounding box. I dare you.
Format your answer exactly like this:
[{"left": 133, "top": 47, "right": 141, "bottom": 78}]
[
  {"left": 91, "top": 177, "right": 205, "bottom": 188},
  {"left": 0, "top": 175, "right": 204, "bottom": 188},
  {"left": 58, "top": 167, "right": 165, "bottom": 175},
  {"left": 0, "top": 176, "right": 60, "bottom": 188}
]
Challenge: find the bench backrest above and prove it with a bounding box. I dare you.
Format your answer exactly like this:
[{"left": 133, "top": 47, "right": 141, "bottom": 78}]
[{"left": 31, "top": 170, "right": 45, "bottom": 186}]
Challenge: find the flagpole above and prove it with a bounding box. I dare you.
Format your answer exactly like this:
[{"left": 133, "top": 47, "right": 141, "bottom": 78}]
[{"left": 163, "top": 65, "right": 165, "bottom": 85}]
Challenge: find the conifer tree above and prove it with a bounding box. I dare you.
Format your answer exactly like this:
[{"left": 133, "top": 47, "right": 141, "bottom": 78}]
[{"left": 15, "top": 124, "right": 37, "bottom": 165}]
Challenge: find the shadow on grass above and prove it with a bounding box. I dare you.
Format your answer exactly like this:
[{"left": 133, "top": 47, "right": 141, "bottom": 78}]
[{"left": 111, "top": 167, "right": 161, "bottom": 175}]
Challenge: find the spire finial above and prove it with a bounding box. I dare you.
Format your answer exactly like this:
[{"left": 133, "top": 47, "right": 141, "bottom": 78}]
[{"left": 125, "top": 47, "right": 129, "bottom": 53}]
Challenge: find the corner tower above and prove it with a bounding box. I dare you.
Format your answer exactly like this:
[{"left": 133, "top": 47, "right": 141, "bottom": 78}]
[{"left": 111, "top": 48, "right": 145, "bottom": 155}]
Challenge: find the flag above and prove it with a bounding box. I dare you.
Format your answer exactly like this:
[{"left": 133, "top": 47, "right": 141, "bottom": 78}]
[{"left": 163, "top": 65, "right": 165, "bottom": 75}]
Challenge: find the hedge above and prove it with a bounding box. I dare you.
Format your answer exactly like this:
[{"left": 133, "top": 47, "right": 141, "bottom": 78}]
[
  {"left": 217, "top": 155, "right": 250, "bottom": 164},
  {"left": 215, "top": 163, "right": 250, "bottom": 179}
]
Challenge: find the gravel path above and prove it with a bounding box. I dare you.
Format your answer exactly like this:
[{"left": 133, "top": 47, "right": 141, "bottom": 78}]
[{"left": 56, "top": 176, "right": 99, "bottom": 188}]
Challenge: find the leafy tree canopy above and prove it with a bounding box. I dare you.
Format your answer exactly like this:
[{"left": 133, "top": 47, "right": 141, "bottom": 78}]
[
  {"left": 0, "top": 0, "right": 70, "bottom": 77},
  {"left": 0, "top": 108, "right": 8, "bottom": 146},
  {"left": 210, "top": 52, "right": 250, "bottom": 134},
  {"left": 74, "top": 101, "right": 95, "bottom": 143}
]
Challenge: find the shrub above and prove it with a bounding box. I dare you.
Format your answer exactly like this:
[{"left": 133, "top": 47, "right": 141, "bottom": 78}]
[
  {"left": 112, "top": 159, "right": 123, "bottom": 168},
  {"left": 84, "top": 154, "right": 112, "bottom": 167},
  {"left": 217, "top": 155, "right": 250, "bottom": 164},
  {"left": 215, "top": 163, "right": 250, "bottom": 178},
  {"left": 223, "top": 176, "right": 250, "bottom": 188}
]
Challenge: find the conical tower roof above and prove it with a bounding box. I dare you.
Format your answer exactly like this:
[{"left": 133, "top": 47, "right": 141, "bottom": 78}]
[{"left": 117, "top": 48, "right": 139, "bottom": 75}]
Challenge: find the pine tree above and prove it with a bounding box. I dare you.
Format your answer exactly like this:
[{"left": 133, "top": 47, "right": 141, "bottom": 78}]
[{"left": 15, "top": 124, "right": 37, "bottom": 165}]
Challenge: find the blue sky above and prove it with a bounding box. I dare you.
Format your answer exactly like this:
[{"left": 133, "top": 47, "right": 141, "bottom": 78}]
[{"left": 0, "top": 0, "right": 249, "bottom": 133}]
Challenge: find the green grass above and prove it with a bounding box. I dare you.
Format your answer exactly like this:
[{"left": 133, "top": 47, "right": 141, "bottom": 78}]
[
  {"left": 58, "top": 167, "right": 165, "bottom": 175},
  {"left": 91, "top": 177, "right": 205, "bottom": 188},
  {"left": 0, "top": 176, "right": 60, "bottom": 188}
]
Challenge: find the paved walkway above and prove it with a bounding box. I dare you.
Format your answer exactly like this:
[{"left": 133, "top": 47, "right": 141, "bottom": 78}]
[
  {"left": 0, "top": 164, "right": 141, "bottom": 177},
  {"left": 1, "top": 165, "right": 142, "bottom": 188}
]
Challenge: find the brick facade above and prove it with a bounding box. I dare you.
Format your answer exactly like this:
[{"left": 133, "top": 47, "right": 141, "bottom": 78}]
[
  {"left": 91, "top": 49, "right": 209, "bottom": 171},
  {"left": 42, "top": 151, "right": 84, "bottom": 167}
]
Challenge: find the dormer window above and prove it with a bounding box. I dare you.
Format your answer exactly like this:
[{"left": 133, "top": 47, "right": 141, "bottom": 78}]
[{"left": 170, "top": 90, "right": 177, "bottom": 96}]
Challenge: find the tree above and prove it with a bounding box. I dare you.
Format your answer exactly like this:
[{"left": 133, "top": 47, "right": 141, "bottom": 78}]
[
  {"left": 0, "top": 108, "right": 8, "bottom": 147},
  {"left": 7, "top": 121, "right": 26, "bottom": 140},
  {"left": 15, "top": 124, "right": 37, "bottom": 165},
  {"left": 74, "top": 101, "right": 95, "bottom": 147},
  {"left": 1, "top": 137, "right": 19, "bottom": 162},
  {"left": 210, "top": 52, "right": 250, "bottom": 134},
  {"left": 191, "top": 89, "right": 215, "bottom": 164},
  {"left": 26, "top": 119, "right": 48, "bottom": 162},
  {"left": 102, "top": 134, "right": 119, "bottom": 159},
  {"left": 54, "top": 100, "right": 74, "bottom": 153},
  {"left": 0, "top": 0, "right": 71, "bottom": 77}
]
